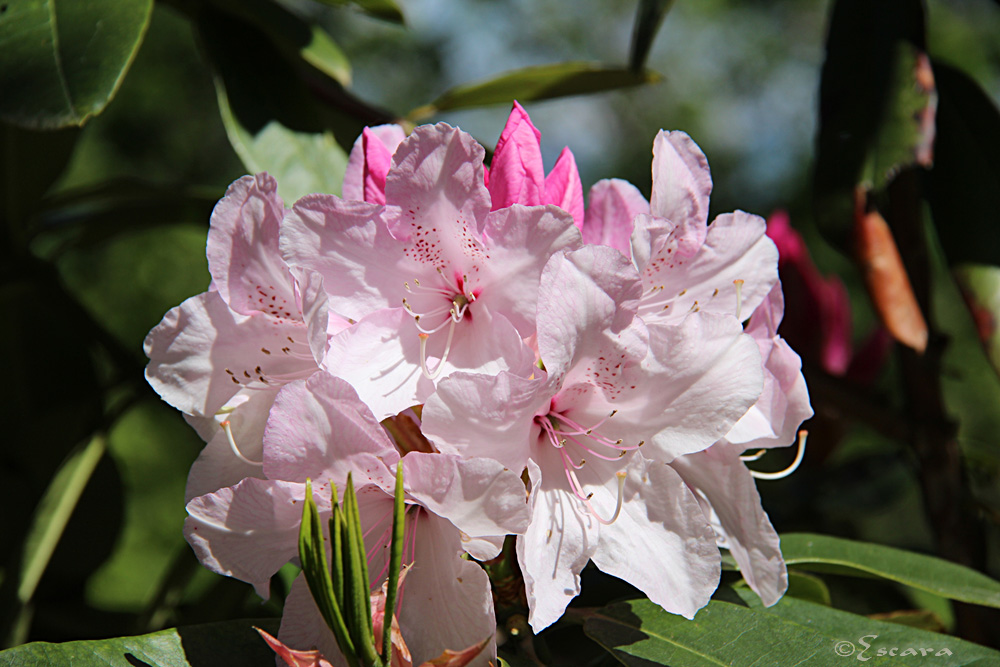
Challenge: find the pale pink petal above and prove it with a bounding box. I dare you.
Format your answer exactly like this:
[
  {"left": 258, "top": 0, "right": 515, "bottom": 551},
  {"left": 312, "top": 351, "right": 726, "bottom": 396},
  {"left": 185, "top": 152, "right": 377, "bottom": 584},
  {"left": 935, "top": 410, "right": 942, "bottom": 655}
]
[
  {"left": 582, "top": 179, "right": 649, "bottom": 255},
  {"left": 670, "top": 442, "right": 787, "bottom": 606},
  {"left": 263, "top": 373, "right": 400, "bottom": 484},
  {"left": 517, "top": 457, "right": 598, "bottom": 633},
  {"left": 401, "top": 452, "right": 529, "bottom": 559},
  {"left": 478, "top": 204, "right": 582, "bottom": 336},
  {"left": 279, "top": 574, "right": 345, "bottom": 666},
  {"left": 344, "top": 124, "right": 407, "bottom": 202},
  {"left": 544, "top": 147, "right": 585, "bottom": 227},
  {"left": 587, "top": 455, "right": 721, "bottom": 619},
  {"left": 422, "top": 370, "right": 548, "bottom": 473},
  {"left": 634, "top": 211, "right": 779, "bottom": 324},
  {"left": 185, "top": 478, "right": 319, "bottom": 597},
  {"left": 536, "top": 246, "right": 644, "bottom": 379},
  {"left": 650, "top": 131, "right": 712, "bottom": 256},
  {"left": 184, "top": 387, "right": 276, "bottom": 501},
  {"left": 281, "top": 194, "right": 404, "bottom": 320},
  {"left": 293, "top": 266, "right": 335, "bottom": 366},
  {"left": 726, "top": 285, "right": 813, "bottom": 449},
  {"left": 488, "top": 101, "right": 545, "bottom": 210},
  {"left": 144, "top": 291, "right": 317, "bottom": 416},
  {"left": 607, "top": 314, "right": 763, "bottom": 463},
  {"left": 207, "top": 174, "right": 297, "bottom": 317},
  {"left": 398, "top": 512, "right": 497, "bottom": 667},
  {"left": 384, "top": 123, "right": 491, "bottom": 243}
]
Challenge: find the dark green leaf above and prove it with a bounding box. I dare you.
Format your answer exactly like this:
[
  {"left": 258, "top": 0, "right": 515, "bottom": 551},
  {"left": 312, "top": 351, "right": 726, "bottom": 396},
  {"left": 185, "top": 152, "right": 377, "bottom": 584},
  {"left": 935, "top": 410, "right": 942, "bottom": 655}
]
[
  {"left": 381, "top": 464, "right": 405, "bottom": 661},
  {"left": 924, "top": 61, "right": 1000, "bottom": 267},
  {"left": 0, "top": 618, "right": 278, "bottom": 666},
  {"left": 412, "top": 63, "right": 661, "bottom": 121},
  {"left": 341, "top": 474, "right": 378, "bottom": 666},
  {"left": 785, "top": 570, "right": 832, "bottom": 606},
  {"left": 812, "top": 0, "right": 925, "bottom": 250},
  {"left": 584, "top": 593, "right": 1000, "bottom": 667},
  {"left": 952, "top": 264, "right": 1000, "bottom": 381},
  {"left": 199, "top": 7, "right": 353, "bottom": 202},
  {"left": 312, "top": 0, "right": 405, "bottom": 24},
  {"left": 0, "top": 0, "right": 153, "bottom": 129},
  {"left": 781, "top": 533, "right": 1000, "bottom": 609},
  {"left": 628, "top": 0, "right": 675, "bottom": 72}
]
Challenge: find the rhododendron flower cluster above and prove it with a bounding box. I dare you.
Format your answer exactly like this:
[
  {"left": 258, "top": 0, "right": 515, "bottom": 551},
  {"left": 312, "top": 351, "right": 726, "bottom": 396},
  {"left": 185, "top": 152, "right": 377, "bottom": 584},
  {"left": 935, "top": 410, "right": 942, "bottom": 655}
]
[{"left": 145, "top": 102, "right": 811, "bottom": 666}]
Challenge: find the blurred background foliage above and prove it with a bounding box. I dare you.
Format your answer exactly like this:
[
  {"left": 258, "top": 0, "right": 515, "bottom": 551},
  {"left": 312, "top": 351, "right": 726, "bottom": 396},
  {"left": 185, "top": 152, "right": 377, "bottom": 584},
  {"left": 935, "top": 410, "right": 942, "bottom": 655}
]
[{"left": 3, "top": 0, "right": 1000, "bottom": 664}]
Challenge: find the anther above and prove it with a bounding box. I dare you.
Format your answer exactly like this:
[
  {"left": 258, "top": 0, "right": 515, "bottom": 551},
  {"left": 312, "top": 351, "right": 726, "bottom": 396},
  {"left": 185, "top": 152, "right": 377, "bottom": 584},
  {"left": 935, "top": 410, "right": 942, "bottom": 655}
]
[
  {"left": 748, "top": 430, "right": 807, "bottom": 480},
  {"left": 220, "top": 420, "right": 263, "bottom": 467},
  {"left": 734, "top": 279, "right": 745, "bottom": 321}
]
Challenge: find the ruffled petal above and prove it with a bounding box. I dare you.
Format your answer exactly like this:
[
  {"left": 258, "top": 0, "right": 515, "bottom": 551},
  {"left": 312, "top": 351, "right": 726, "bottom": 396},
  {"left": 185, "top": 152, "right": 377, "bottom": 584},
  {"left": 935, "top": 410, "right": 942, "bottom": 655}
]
[
  {"left": 402, "top": 452, "right": 529, "bottom": 558},
  {"left": 478, "top": 204, "right": 582, "bottom": 336},
  {"left": 144, "top": 291, "right": 316, "bottom": 416},
  {"left": 649, "top": 131, "right": 712, "bottom": 256},
  {"left": 207, "top": 174, "right": 297, "bottom": 317},
  {"left": 582, "top": 179, "right": 649, "bottom": 255},
  {"left": 634, "top": 210, "right": 779, "bottom": 324},
  {"left": 588, "top": 455, "right": 721, "bottom": 619},
  {"left": 544, "top": 147, "right": 585, "bottom": 227},
  {"left": 263, "top": 373, "right": 400, "bottom": 485},
  {"left": 517, "top": 458, "right": 598, "bottom": 633},
  {"left": 488, "top": 101, "right": 545, "bottom": 210},
  {"left": 670, "top": 442, "right": 787, "bottom": 606}
]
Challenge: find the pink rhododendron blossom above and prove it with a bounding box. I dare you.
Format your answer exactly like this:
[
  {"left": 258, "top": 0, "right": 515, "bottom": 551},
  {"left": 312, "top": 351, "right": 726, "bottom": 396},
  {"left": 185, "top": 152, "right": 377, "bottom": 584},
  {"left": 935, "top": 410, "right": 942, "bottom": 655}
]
[
  {"left": 281, "top": 123, "right": 581, "bottom": 419},
  {"left": 422, "top": 245, "right": 764, "bottom": 630},
  {"left": 185, "top": 372, "right": 528, "bottom": 666},
  {"left": 144, "top": 174, "right": 342, "bottom": 499},
  {"left": 343, "top": 124, "right": 407, "bottom": 205}
]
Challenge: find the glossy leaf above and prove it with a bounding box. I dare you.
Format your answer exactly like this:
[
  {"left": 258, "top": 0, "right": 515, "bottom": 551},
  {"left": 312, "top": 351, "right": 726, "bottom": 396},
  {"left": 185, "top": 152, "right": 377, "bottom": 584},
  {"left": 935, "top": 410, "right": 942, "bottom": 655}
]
[
  {"left": 0, "top": 618, "right": 278, "bottom": 666},
  {"left": 584, "top": 593, "right": 1000, "bottom": 667},
  {"left": 410, "top": 63, "right": 660, "bottom": 121},
  {"left": 0, "top": 0, "right": 153, "bottom": 129},
  {"left": 312, "top": 0, "right": 405, "bottom": 24},
  {"left": 784, "top": 570, "right": 832, "bottom": 607},
  {"left": 813, "top": 0, "right": 925, "bottom": 250},
  {"left": 953, "top": 264, "right": 1000, "bottom": 380},
  {"left": 925, "top": 61, "right": 1000, "bottom": 268},
  {"left": 629, "top": 0, "right": 675, "bottom": 72},
  {"left": 200, "top": 7, "right": 351, "bottom": 202},
  {"left": 781, "top": 533, "right": 1000, "bottom": 609}
]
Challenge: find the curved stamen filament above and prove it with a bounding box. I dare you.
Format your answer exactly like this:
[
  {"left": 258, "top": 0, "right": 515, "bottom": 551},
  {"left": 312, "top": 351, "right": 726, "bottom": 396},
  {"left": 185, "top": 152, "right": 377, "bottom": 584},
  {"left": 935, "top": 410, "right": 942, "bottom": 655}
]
[
  {"left": 220, "top": 420, "right": 263, "bottom": 467},
  {"left": 739, "top": 448, "right": 767, "bottom": 462},
  {"left": 748, "top": 430, "right": 807, "bottom": 480},
  {"left": 419, "top": 319, "right": 457, "bottom": 380},
  {"left": 584, "top": 472, "right": 627, "bottom": 526}
]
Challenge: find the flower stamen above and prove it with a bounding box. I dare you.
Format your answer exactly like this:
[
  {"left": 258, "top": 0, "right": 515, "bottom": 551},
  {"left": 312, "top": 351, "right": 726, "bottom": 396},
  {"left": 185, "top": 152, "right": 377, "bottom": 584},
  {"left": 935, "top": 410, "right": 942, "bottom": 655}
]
[
  {"left": 220, "top": 420, "right": 263, "bottom": 467},
  {"left": 734, "top": 279, "right": 745, "bottom": 321},
  {"left": 747, "top": 430, "right": 807, "bottom": 480}
]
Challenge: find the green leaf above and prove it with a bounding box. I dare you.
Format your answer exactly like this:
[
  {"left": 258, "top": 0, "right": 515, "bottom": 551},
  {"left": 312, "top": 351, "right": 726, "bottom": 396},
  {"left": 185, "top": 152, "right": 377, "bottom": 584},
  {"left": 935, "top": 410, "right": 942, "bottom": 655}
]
[
  {"left": 780, "top": 533, "right": 1000, "bottom": 609},
  {"left": 341, "top": 474, "right": 378, "bottom": 666},
  {"left": 925, "top": 61, "right": 1000, "bottom": 268},
  {"left": 953, "top": 264, "right": 1000, "bottom": 380},
  {"left": 584, "top": 593, "right": 1000, "bottom": 667},
  {"left": 312, "top": 0, "right": 405, "bottom": 24},
  {"left": 298, "top": 480, "right": 357, "bottom": 666},
  {"left": 785, "top": 570, "right": 832, "bottom": 606},
  {"left": 381, "top": 464, "right": 405, "bottom": 661},
  {"left": 0, "top": 0, "right": 153, "bottom": 129},
  {"left": 628, "top": 0, "right": 675, "bottom": 72},
  {"left": 0, "top": 618, "right": 278, "bottom": 666},
  {"left": 209, "top": 0, "right": 351, "bottom": 86},
  {"left": 812, "top": 0, "right": 926, "bottom": 251},
  {"left": 199, "top": 7, "right": 352, "bottom": 202},
  {"left": 411, "top": 62, "right": 661, "bottom": 121}
]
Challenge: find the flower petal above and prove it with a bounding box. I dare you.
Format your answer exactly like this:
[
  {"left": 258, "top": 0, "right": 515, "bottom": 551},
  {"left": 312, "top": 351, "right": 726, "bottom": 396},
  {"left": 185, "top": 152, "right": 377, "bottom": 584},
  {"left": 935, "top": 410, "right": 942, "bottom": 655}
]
[
  {"left": 402, "top": 452, "right": 530, "bottom": 558},
  {"left": 517, "top": 458, "right": 598, "bottom": 633},
  {"left": 488, "top": 101, "right": 545, "bottom": 210},
  {"left": 650, "top": 131, "right": 712, "bottom": 256},
  {"left": 344, "top": 124, "right": 407, "bottom": 202},
  {"left": 670, "top": 442, "right": 787, "bottom": 606},
  {"left": 263, "top": 372, "right": 400, "bottom": 484},
  {"left": 588, "top": 455, "right": 721, "bottom": 619},
  {"left": 207, "top": 174, "right": 298, "bottom": 318},
  {"left": 544, "top": 147, "right": 585, "bottom": 227},
  {"left": 478, "top": 204, "right": 582, "bottom": 336},
  {"left": 144, "top": 291, "right": 316, "bottom": 416},
  {"left": 582, "top": 179, "right": 649, "bottom": 255}
]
